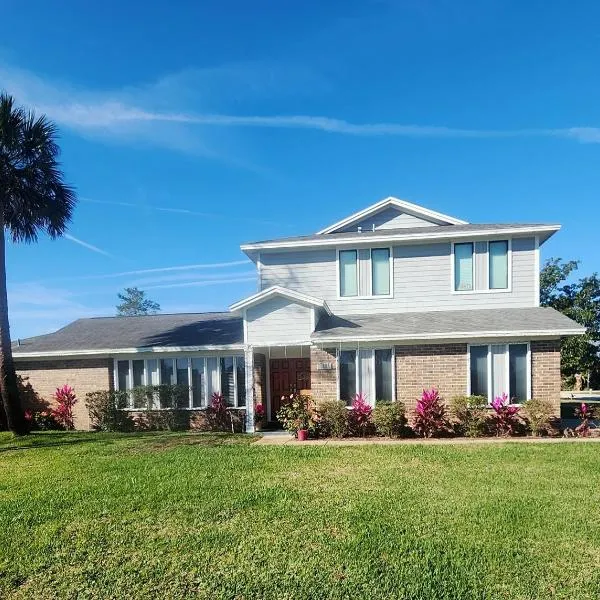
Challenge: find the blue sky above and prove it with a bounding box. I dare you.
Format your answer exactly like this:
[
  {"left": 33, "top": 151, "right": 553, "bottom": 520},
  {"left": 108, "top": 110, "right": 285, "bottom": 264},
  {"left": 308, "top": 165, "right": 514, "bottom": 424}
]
[{"left": 2, "top": 0, "right": 600, "bottom": 339}]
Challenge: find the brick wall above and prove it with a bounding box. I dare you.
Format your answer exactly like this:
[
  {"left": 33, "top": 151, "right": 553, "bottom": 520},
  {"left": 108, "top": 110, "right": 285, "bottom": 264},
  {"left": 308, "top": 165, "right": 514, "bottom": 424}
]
[
  {"left": 253, "top": 352, "right": 266, "bottom": 407},
  {"left": 310, "top": 346, "right": 337, "bottom": 403},
  {"left": 531, "top": 339, "right": 561, "bottom": 413},
  {"left": 16, "top": 358, "right": 113, "bottom": 430},
  {"left": 395, "top": 344, "right": 468, "bottom": 412}
]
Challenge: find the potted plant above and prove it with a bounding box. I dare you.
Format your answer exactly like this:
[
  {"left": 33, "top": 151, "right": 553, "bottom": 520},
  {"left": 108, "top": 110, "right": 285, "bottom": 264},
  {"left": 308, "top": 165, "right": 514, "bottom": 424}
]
[
  {"left": 276, "top": 393, "right": 315, "bottom": 441},
  {"left": 254, "top": 403, "right": 265, "bottom": 431}
]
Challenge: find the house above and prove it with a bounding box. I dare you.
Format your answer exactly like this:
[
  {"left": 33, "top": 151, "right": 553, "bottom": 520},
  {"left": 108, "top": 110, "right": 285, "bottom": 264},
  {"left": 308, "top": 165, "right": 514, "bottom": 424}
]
[{"left": 13, "top": 196, "right": 585, "bottom": 430}]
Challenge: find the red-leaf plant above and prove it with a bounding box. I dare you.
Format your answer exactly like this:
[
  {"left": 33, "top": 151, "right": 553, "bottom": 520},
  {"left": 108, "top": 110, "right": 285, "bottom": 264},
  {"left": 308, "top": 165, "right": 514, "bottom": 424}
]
[
  {"left": 348, "top": 393, "right": 372, "bottom": 436},
  {"left": 413, "top": 388, "right": 447, "bottom": 438},
  {"left": 575, "top": 402, "right": 595, "bottom": 437},
  {"left": 254, "top": 402, "right": 265, "bottom": 424},
  {"left": 52, "top": 385, "right": 77, "bottom": 430},
  {"left": 491, "top": 393, "right": 521, "bottom": 436}
]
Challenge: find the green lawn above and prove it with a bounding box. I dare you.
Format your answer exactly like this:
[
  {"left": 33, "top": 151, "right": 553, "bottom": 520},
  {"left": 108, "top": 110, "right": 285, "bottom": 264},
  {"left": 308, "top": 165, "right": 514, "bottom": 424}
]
[{"left": 1, "top": 432, "right": 599, "bottom": 599}]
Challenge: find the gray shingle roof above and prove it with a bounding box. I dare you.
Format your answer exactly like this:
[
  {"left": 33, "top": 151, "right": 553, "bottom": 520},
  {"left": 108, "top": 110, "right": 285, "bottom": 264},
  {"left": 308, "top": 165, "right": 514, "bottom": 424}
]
[
  {"left": 244, "top": 223, "right": 559, "bottom": 247},
  {"left": 312, "top": 307, "right": 584, "bottom": 340},
  {"left": 13, "top": 312, "right": 243, "bottom": 354}
]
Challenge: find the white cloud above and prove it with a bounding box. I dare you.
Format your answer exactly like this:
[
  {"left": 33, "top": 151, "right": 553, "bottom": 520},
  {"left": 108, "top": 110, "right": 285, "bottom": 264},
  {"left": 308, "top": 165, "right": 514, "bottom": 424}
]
[{"left": 64, "top": 234, "right": 113, "bottom": 257}]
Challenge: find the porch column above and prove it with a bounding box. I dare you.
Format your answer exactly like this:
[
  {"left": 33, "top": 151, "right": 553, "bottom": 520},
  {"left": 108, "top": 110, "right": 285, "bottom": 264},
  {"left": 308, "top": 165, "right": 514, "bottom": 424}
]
[{"left": 245, "top": 348, "right": 255, "bottom": 433}]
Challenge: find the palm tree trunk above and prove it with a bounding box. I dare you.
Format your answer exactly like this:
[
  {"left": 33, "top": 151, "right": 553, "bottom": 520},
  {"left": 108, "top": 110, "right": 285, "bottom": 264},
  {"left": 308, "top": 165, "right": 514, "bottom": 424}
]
[{"left": 0, "top": 211, "right": 26, "bottom": 435}]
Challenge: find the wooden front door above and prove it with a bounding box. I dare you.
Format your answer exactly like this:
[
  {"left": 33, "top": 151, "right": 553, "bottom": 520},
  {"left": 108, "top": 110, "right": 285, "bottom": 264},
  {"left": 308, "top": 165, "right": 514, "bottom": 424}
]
[{"left": 270, "top": 358, "right": 311, "bottom": 418}]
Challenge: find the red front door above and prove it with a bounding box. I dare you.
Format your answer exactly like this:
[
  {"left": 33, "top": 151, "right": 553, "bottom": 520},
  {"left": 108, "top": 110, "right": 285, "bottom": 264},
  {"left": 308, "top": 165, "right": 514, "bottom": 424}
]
[{"left": 270, "top": 358, "right": 311, "bottom": 419}]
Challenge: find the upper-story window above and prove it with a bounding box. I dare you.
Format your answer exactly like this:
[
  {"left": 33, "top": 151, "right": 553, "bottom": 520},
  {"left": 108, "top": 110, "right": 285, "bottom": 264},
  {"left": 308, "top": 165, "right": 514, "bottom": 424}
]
[
  {"left": 454, "top": 242, "right": 474, "bottom": 291},
  {"left": 339, "top": 250, "right": 358, "bottom": 297},
  {"left": 371, "top": 248, "right": 391, "bottom": 296},
  {"left": 453, "top": 240, "right": 510, "bottom": 292},
  {"left": 338, "top": 248, "right": 392, "bottom": 298}
]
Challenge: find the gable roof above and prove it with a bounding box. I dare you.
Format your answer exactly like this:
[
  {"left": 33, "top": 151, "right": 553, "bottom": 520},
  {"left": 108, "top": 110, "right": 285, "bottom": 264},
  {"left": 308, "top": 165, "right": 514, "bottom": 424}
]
[
  {"left": 241, "top": 223, "right": 561, "bottom": 252},
  {"left": 312, "top": 307, "right": 585, "bottom": 342},
  {"left": 230, "top": 286, "right": 332, "bottom": 314},
  {"left": 12, "top": 312, "right": 244, "bottom": 357},
  {"left": 317, "top": 196, "right": 468, "bottom": 234}
]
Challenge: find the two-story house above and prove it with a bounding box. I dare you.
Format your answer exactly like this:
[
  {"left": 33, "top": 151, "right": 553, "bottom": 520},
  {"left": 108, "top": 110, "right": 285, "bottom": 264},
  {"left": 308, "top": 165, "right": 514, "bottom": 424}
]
[{"left": 13, "top": 197, "right": 584, "bottom": 430}]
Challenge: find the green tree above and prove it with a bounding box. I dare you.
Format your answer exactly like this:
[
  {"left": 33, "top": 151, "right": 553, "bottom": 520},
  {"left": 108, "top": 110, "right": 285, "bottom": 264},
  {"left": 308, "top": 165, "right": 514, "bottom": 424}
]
[
  {"left": 116, "top": 287, "right": 161, "bottom": 316},
  {"left": 0, "top": 94, "right": 76, "bottom": 434},
  {"left": 540, "top": 258, "right": 600, "bottom": 387}
]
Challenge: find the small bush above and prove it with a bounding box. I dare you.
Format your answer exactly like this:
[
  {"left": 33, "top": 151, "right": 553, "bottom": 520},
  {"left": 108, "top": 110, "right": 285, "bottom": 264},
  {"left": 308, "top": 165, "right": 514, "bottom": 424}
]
[
  {"left": 277, "top": 393, "right": 316, "bottom": 437},
  {"left": 491, "top": 393, "right": 521, "bottom": 436},
  {"left": 24, "top": 409, "right": 63, "bottom": 431},
  {"left": 522, "top": 398, "right": 555, "bottom": 436},
  {"left": 451, "top": 395, "right": 488, "bottom": 437},
  {"left": 348, "top": 393, "right": 374, "bottom": 437},
  {"left": 85, "top": 390, "right": 135, "bottom": 432},
  {"left": 52, "top": 385, "right": 77, "bottom": 430},
  {"left": 371, "top": 402, "right": 407, "bottom": 437},
  {"left": 413, "top": 388, "right": 448, "bottom": 438},
  {"left": 317, "top": 400, "right": 349, "bottom": 438},
  {"left": 574, "top": 402, "right": 597, "bottom": 437}
]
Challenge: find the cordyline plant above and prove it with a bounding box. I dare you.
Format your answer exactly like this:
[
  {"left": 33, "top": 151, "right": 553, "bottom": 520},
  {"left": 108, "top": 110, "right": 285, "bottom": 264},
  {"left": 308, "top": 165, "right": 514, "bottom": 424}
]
[
  {"left": 52, "top": 385, "right": 77, "bottom": 430},
  {"left": 348, "top": 393, "right": 372, "bottom": 436},
  {"left": 255, "top": 403, "right": 265, "bottom": 424},
  {"left": 575, "top": 402, "right": 596, "bottom": 437},
  {"left": 413, "top": 388, "right": 447, "bottom": 438},
  {"left": 491, "top": 393, "right": 521, "bottom": 436}
]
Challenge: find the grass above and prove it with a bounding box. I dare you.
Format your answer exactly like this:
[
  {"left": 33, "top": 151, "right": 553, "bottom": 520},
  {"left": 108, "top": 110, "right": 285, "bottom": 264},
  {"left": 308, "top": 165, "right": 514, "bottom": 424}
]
[{"left": 1, "top": 432, "right": 599, "bottom": 599}]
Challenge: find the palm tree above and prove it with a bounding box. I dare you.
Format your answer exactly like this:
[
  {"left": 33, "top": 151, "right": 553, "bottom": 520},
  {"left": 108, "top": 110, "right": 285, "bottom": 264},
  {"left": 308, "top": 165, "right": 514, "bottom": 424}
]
[{"left": 0, "top": 93, "right": 76, "bottom": 434}]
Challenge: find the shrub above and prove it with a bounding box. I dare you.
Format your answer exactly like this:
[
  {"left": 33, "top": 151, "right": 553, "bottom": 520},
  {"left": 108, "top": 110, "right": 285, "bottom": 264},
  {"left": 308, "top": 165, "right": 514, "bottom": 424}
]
[
  {"left": 574, "top": 402, "right": 596, "bottom": 437},
  {"left": 451, "top": 395, "right": 488, "bottom": 437},
  {"left": 52, "top": 385, "right": 77, "bottom": 430},
  {"left": 522, "top": 398, "right": 555, "bottom": 436},
  {"left": 276, "top": 393, "right": 316, "bottom": 437},
  {"left": 413, "top": 388, "right": 448, "bottom": 438},
  {"left": 85, "top": 390, "right": 135, "bottom": 432},
  {"left": 204, "top": 392, "right": 236, "bottom": 432},
  {"left": 491, "top": 393, "right": 521, "bottom": 436},
  {"left": 348, "top": 393, "right": 374, "bottom": 437},
  {"left": 24, "top": 409, "right": 63, "bottom": 431},
  {"left": 317, "top": 400, "right": 349, "bottom": 438},
  {"left": 371, "top": 401, "right": 407, "bottom": 437},
  {"left": 131, "top": 384, "right": 190, "bottom": 410},
  {"left": 255, "top": 403, "right": 265, "bottom": 425}
]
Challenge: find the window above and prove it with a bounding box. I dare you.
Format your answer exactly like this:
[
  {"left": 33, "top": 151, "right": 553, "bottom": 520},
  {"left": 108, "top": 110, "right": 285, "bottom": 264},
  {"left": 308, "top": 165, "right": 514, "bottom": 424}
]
[
  {"left": 469, "top": 344, "right": 530, "bottom": 403},
  {"left": 489, "top": 240, "right": 509, "bottom": 289},
  {"left": 454, "top": 243, "right": 474, "bottom": 291},
  {"left": 339, "top": 250, "right": 358, "bottom": 297},
  {"left": 114, "top": 355, "right": 246, "bottom": 409},
  {"left": 338, "top": 348, "right": 394, "bottom": 405},
  {"left": 371, "top": 248, "right": 391, "bottom": 296}
]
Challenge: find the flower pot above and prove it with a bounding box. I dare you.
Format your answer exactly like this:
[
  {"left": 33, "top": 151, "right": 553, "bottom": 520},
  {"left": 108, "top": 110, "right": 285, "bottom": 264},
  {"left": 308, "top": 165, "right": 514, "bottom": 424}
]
[{"left": 297, "top": 429, "right": 308, "bottom": 441}]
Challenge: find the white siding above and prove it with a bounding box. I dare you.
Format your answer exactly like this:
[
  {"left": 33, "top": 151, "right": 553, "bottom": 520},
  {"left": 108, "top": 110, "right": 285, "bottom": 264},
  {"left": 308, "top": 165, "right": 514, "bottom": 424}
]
[
  {"left": 245, "top": 296, "right": 313, "bottom": 345},
  {"left": 260, "top": 237, "right": 537, "bottom": 315},
  {"left": 337, "top": 206, "right": 440, "bottom": 232}
]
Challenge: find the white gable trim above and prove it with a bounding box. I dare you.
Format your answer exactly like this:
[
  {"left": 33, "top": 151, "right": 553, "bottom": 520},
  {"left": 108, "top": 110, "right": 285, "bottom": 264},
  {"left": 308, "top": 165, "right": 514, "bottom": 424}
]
[
  {"left": 317, "top": 196, "right": 468, "bottom": 234},
  {"left": 229, "top": 285, "right": 332, "bottom": 315}
]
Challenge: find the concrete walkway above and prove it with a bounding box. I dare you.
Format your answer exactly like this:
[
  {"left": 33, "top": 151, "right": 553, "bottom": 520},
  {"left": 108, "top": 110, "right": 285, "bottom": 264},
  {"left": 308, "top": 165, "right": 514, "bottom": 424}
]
[{"left": 254, "top": 431, "right": 600, "bottom": 446}]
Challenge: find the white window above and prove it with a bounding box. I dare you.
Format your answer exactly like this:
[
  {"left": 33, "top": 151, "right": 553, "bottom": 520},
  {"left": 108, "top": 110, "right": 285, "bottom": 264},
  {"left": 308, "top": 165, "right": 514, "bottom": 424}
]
[
  {"left": 454, "top": 242, "right": 474, "bottom": 291},
  {"left": 338, "top": 348, "right": 394, "bottom": 406},
  {"left": 339, "top": 250, "right": 358, "bottom": 297},
  {"left": 114, "top": 355, "right": 246, "bottom": 409},
  {"left": 489, "top": 240, "right": 509, "bottom": 289},
  {"left": 371, "top": 248, "right": 391, "bottom": 296},
  {"left": 469, "top": 343, "right": 530, "bottom": 403}
]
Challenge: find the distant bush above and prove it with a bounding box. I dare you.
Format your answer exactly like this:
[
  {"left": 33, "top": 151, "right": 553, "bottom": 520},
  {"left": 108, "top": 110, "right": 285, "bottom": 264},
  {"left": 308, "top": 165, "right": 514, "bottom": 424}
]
[
  {"left": 24, "top": 409, "right": 63, "bottom": 431},
  {"left": 371, "top": 402, "right": 407, "bottom": 437},
  {"left": 413, "top": 389, "right": 449, "bottom": 438},
  {"left": 131, "top": 384, "right": 190, "bottom": 410},
  {"left": 574, "top": 402, "right": 597, "bottom": 437},
  {"left": 451, "top": 395, "right": 488, "bottom": 437},
  {"left": 52, "top": 385, "right": 78, "bottom": 430},
  {"left": 316, "top": 400, "right": 349, "bottom": 438},
  {"left": 85, "top": 390, "right": 135, "bottom": 432},
  {"left": 522, "top": 398, "right": 555, "bottom": 437}
]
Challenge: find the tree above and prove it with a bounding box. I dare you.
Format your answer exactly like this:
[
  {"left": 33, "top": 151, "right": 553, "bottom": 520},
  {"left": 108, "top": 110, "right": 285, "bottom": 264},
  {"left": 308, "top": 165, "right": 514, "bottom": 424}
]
[
  {"left": 0, "top": 94, "right": 76, "bottom": 434},
  {"left": 116, "top": 287, "right": 161, "bottom": 316},
  {"left": 540, "top": 258, "right": 600, "bottom": 387}
]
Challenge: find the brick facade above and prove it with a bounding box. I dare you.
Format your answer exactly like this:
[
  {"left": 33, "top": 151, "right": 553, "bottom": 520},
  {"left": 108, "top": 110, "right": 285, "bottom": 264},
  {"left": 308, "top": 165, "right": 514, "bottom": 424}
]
[
  {"left": 395, "top": 344, "right": 468, "bottom": 411},
  {"left": 310, "top": 346, "right": 337, "bottom": 403},
  {"left": 531, "top": 339, "right": 561, "bottom": 413},
  {"left": 16, "top": 358, "right": 113, "bottom": 430},
  {"left": 253, "top": 352, "right": 266, "bottom": 407}
]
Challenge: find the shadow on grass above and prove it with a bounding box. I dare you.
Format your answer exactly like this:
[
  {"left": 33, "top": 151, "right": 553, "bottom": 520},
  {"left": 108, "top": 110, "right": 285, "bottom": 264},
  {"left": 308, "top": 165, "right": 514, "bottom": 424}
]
[{"left": 0, "top": 431, "right": 253, "bottom": 454}]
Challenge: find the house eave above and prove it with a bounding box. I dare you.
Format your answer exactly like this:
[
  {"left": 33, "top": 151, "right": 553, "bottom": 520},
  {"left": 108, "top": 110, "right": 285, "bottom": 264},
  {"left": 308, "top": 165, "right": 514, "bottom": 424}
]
[{"left": 229, "top": 285, "right": 332, "bottom": 315}]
